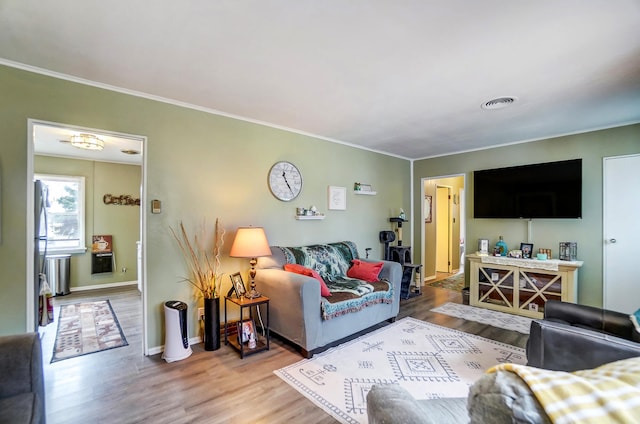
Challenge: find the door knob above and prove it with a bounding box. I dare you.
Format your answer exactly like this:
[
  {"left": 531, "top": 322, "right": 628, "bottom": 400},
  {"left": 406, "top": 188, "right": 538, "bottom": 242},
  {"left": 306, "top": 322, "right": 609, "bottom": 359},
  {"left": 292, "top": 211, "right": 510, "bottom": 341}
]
[{"left": 609, "top": 239, "right": 617, "bottom": 243}]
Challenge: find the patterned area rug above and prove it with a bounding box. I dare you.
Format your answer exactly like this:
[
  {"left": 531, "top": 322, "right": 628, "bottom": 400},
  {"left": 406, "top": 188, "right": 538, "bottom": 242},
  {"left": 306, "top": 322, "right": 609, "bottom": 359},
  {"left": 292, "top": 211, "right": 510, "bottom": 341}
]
[
  {"left": 51, "top": 300, "right": 128, "bottom": 363},
  {"left": 426, "top": 273, "right": 465, "bottom": 291},
  {"left": 275, "top": 317, "right": 525, "bottom": 424},
  {"left": 431, "top": 302, "right": 533, "bottom": 334}
]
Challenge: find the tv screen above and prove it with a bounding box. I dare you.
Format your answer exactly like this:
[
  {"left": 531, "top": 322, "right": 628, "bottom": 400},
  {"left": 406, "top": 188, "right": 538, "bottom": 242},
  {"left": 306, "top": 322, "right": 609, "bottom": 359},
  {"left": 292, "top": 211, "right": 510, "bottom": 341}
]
[{"left": 473, "top": 159, "right": 582, "bottom": 219}]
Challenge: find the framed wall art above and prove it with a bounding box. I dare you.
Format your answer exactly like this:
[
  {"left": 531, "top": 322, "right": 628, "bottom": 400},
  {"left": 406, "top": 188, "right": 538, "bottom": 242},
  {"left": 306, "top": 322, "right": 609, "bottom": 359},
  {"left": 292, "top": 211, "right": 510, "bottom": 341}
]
[
  {"left": 328, "top": 186, "right": 347, "bottom": 210},
  {"left": 424, "top": 195, "right": 432, "bottom": 223}
]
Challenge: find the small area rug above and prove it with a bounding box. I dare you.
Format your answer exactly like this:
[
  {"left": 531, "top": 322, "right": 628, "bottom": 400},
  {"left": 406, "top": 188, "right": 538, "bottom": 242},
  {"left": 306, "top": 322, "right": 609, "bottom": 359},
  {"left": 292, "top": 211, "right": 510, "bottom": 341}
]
[
  {"left": 431, "top": 302, "right": 533, "bottom": 334},
  {"left": 274, "top": 317, "right": 525, "bottom": 424},
  {"left": 426, "top": 273, "right": 464, "bottom": 291},
  {"left": 51, "top": 300, "right": 128, "bottom": 363}
]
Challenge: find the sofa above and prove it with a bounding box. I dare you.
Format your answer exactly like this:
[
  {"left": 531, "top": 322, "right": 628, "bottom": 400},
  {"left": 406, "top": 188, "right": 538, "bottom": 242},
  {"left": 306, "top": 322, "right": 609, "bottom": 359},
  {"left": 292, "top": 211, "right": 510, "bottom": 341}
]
[
  {"left": 527, "top": 300, "right": 640, "bottom": 371},
  {"left": 367, "top": 301, "right": 640, "bottom": 423},
  {"left": 255, "top": 241, "right": 402, "bottom": 357},
  {"left": 0, "top": 333, "right": 46, "bottom": 424},
  {"left": 367, "top": 369, "right": 550, "bottom": 424}
]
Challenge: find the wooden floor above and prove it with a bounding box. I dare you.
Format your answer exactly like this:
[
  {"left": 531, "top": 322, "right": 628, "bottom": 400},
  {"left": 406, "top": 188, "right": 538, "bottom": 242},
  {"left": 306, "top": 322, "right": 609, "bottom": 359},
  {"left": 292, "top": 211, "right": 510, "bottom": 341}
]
[{"left": 40, "top": 285, "right": 528, "bottom": 424}]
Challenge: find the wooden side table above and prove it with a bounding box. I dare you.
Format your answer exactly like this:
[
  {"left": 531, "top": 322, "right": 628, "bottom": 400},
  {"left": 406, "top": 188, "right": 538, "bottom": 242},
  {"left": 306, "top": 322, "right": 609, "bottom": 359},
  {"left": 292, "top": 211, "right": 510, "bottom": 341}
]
[{"left": 224, "top": 295, "right": 270, "bottom": 358}]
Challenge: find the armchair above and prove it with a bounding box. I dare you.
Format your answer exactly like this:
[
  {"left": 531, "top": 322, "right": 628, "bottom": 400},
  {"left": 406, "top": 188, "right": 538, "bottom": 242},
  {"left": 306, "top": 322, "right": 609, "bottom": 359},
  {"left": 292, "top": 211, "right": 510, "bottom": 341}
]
[{"left": 526, "top": 300, "right": 640, "bottom": 371}]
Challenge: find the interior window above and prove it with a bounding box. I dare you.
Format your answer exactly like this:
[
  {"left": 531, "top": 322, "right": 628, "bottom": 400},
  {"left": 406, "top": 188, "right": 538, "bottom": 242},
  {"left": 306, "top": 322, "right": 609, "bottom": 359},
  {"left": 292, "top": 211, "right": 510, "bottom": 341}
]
[{"left": 35, "top": 174, "right": 86, "bottom": 254}]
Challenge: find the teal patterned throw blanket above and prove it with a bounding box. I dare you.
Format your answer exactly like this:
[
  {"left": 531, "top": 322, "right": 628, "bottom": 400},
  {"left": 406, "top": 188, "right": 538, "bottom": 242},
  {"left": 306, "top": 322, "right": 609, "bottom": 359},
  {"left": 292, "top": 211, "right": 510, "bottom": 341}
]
[{"left": 276, "top": 242, "right": 393, "bottom": 320}]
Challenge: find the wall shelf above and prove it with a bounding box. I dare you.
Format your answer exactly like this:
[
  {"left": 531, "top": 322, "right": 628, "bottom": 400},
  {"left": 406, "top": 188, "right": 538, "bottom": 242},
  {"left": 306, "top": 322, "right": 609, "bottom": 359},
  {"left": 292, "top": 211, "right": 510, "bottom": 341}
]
[
  {"left": 354, "top": 190, "right": 376, "bottom": 195},
  {"left": 295, "top": 215, "right": 325, "bottom": 220}
]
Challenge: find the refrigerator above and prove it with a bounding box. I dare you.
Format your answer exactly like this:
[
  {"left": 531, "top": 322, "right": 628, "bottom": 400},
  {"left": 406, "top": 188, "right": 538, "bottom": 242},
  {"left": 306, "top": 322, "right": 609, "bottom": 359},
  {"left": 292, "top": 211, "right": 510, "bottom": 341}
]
[{"left": 34, "top": 180, "right": 53, "bottom": 329}]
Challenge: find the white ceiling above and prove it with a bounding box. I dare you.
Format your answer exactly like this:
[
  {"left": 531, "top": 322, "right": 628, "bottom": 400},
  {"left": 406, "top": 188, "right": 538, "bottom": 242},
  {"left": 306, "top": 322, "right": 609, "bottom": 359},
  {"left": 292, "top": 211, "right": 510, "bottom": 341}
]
[
  {"left": 3, "top": 1, "right": 640, "bottom": 160},
  {"left": 32, "top": 123, "right": 143, "bottom": 165}
]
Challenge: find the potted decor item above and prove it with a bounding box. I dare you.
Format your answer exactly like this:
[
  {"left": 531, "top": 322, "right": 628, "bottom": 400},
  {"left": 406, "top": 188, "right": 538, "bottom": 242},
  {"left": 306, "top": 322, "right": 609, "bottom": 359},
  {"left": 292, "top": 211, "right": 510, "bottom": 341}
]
[{"left": 171, "top": 218, "right": 225, "bottom": 351}]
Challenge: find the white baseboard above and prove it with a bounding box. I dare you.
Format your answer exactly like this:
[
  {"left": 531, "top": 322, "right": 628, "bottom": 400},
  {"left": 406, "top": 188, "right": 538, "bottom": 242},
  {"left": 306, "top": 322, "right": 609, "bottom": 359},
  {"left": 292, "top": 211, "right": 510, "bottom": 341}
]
[
  {"left": 70, "top": 280, "right": 138, "bottom": 292},
  {"left": 148, "top": 336, "right": 203, "bottom": 356}
]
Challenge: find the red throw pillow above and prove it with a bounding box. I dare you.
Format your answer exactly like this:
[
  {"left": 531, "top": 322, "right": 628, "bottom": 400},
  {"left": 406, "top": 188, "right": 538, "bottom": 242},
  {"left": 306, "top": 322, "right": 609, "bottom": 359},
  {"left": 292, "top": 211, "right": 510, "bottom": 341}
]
[
  {"left": 347, "top": 259, "right": 384, "bottom": 282},
  {"left": 284, "top": 263, "right": 331, "bottom": 297}
]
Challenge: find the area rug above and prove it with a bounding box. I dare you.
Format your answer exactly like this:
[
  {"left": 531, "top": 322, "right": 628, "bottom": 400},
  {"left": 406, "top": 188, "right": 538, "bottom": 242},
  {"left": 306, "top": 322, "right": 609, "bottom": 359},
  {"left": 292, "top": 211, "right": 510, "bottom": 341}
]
[
  {"left": 51, "top": 300, "right": 128, "bottom": 363},
  {"left": 426, "top": 273, "right": 464, "bottom": 291},
  {"left": 274, "top": 317, "right": 525, "bottom": 424},
  {"left": 431, "top": 302, "right": 533, "bottom": 334}
]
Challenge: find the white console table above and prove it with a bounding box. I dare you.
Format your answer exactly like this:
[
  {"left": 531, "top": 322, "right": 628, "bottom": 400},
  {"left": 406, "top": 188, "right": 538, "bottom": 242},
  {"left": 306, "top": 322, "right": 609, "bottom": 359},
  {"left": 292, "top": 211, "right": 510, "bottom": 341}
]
[{"left": 467, "top": 253, "right": 583, "bottom": 319}]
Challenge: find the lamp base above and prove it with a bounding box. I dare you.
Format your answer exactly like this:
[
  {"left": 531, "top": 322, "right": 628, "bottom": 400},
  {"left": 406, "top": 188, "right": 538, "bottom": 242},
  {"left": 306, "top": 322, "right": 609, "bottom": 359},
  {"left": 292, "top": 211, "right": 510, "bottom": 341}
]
[{"left": 244, "top": 288, "right": 261, "bottom": 299}]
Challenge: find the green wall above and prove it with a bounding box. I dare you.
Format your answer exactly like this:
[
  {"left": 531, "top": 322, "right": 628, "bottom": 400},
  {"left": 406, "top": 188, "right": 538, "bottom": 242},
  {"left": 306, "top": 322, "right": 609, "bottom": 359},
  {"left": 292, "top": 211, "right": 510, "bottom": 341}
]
[
  {"left": 412, "top": 124, "right": 640, "bottom": 307},
  {"left": 0, "top": 65, "right": 411, "bottom": 350},
  {"left": 35, "top": 156, "right": 141, "bottom": 289}
]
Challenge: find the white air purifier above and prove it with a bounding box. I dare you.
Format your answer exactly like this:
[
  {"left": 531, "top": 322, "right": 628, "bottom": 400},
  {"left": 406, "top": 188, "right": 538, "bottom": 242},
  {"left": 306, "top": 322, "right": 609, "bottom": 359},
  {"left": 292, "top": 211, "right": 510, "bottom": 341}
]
[{"left": 162, "top": 300, "right": 193, "bottom": 362}]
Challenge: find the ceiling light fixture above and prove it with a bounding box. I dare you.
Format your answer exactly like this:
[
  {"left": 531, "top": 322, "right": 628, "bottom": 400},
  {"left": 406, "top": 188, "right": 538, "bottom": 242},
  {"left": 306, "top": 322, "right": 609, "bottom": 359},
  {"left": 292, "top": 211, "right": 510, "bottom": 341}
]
[
  {"left": 120, "top": 149, "right": 140, "bottom": 155},
  {"left": 70, "top": 133, "right": 104, "bottom": 151},
  {"left": 481, "top": 96, "right": 518, "bottom": 110}
]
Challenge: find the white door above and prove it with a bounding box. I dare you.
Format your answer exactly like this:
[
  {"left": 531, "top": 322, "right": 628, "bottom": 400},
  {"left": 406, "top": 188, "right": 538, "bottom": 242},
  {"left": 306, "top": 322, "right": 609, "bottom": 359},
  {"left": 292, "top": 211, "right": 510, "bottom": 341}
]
[{"left": 603, "top": 154, "right": 640, "bottom": 314}]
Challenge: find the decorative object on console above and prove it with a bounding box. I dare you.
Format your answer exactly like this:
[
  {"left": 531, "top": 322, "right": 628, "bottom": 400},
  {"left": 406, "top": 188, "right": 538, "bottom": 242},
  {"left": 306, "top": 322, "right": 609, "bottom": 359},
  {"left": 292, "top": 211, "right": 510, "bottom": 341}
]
[
  {"left": 477, "top": 238, "right": 489, "bottom": 255},
  {"left": 229, "top": 226, "right": 272, "bottom": 299},
  {"left": 495, "top": 235, "right": 508, "bottom": 256},
  {"left": 559, "top": 242, "right": 577, "bottom": 261},
  {"left": 520, "top": 243, "right": 534, "bottom": 259},
  {"left": 170, "top": 218, "right": 225, "bottom": 351}
]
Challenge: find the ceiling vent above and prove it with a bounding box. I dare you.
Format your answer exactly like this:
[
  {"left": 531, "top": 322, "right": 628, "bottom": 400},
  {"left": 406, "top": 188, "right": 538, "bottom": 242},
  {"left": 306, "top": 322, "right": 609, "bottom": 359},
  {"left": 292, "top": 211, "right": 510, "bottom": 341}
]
[{"left": 481, "top": 96, "right": 518, "bottom": 110}]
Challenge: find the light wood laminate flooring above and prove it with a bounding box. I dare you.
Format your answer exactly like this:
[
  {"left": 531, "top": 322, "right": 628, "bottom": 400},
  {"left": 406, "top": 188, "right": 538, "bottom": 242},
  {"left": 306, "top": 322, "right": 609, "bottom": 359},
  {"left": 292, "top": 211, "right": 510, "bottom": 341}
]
[{"left": 40, "top": 285, "right": 527, "bottom": 423}]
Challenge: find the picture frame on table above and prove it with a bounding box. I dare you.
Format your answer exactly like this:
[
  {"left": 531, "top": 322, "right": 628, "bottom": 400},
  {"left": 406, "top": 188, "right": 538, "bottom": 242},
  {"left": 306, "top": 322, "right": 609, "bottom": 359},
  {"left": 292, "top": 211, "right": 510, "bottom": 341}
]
[
  {"left": 229, "top": 272, "right": 246, "bottom": 298},
  {"left": 520, "top": 243, "right": 534, "bottom": 259},
  {"left": 237, "top": 318, "right": 257, "bottom": 344}
]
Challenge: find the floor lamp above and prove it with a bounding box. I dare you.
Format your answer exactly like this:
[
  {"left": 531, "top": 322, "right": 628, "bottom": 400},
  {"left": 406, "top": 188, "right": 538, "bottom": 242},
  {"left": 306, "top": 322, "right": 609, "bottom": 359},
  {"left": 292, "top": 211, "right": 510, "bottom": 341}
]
[{"left": 229, "top": 226, "right": 272, "bottom": 299}]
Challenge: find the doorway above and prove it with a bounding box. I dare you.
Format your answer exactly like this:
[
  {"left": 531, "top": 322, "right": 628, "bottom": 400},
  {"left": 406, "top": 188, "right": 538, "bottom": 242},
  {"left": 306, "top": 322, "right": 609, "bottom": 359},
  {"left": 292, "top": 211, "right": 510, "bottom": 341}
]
[
  {"left": 421, "top": 175, "right": 465, "bottom": 283},
  {"left": 603, "top": 153, "right": 640, "bottom": 313},
  {"left": 26, "top": 119, "right": 148, "bottom": 354}
]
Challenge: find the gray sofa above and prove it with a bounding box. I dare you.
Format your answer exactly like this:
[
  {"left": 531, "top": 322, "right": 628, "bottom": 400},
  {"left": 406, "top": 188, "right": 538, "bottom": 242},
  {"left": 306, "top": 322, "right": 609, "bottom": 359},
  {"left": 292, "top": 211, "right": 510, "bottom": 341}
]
[
  {"left": 367, "top": 370, "right": 550, "bottom": 424},
  {"left": 0, "top": 333, "right": 46, "bottom": 424},
  {"left": 255, "top": 241, "right": 402, "bottom": 357}
]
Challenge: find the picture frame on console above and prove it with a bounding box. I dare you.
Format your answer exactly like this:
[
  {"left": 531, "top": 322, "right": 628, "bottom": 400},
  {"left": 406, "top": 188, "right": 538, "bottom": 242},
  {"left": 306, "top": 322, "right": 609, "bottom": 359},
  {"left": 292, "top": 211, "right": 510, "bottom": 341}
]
[{"left": 520, "top": 243, "right": 534, "bottom": 259}]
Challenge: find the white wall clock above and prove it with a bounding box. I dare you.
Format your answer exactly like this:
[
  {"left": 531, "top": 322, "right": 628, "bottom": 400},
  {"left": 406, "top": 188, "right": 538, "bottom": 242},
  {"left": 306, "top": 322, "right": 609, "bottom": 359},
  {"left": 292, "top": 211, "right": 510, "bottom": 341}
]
[{"left": 268, "top": 161, "right": 303, "bottom": 201}]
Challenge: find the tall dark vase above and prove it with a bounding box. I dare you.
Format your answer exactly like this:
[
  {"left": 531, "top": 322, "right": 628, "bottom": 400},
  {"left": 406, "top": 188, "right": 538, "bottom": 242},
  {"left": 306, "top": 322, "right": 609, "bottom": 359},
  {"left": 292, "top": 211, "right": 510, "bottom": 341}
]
[{"left": 203, "top": 297, "right": 220, "bottom": 351}]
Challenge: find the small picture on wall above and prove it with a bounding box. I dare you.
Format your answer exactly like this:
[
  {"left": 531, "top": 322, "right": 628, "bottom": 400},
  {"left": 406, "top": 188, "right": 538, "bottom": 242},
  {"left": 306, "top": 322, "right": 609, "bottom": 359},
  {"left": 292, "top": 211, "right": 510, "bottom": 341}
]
[
  {"left": 328, "top": 186, "right": 347, "bottom": 210},
  {"left": 520, "top": 243, "right": 534, "bottom": 259},
  {"left": 424, "top": 195, "right": 432, "bottom": 223}
]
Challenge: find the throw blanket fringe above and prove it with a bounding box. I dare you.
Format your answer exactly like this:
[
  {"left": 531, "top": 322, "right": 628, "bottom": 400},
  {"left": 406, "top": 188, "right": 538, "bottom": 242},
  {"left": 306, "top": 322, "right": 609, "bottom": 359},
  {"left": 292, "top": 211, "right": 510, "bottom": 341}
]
[
  {"left": 321, "top": 280, "right": 393, "bottom": 320},
  {"left": 488, "top": 357, "right": 640, "bottom": 424}
]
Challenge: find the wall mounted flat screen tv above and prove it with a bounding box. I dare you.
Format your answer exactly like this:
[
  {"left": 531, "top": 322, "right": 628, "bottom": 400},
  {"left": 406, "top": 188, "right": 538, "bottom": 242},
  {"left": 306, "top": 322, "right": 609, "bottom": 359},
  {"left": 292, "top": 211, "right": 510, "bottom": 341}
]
[{"left": 473, "top": 159, "right": 582, "bottom": 219}]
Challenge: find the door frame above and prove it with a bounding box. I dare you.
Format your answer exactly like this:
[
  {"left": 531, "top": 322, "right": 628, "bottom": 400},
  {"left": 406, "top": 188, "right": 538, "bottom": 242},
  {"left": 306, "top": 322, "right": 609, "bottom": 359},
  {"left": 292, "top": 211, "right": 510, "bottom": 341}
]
[
  {"left": 26, "top": 119, "right": 149, "bottom": 355},
  {"left": 421, "top": 173, "right": 466, "bottom": 282}
]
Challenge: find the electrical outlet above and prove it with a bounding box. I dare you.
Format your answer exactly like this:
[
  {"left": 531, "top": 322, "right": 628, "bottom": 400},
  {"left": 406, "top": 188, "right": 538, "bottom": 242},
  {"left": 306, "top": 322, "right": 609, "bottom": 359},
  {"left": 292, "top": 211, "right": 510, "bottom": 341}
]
[{"left": 198, "top": 307, "right": 204, "bottom": 320}]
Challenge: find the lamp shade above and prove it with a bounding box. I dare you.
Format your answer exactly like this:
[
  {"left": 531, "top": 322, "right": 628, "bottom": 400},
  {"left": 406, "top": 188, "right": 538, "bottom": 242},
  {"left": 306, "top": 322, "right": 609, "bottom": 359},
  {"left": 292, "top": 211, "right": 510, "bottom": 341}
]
[{"left": 229, "top": 227, "right": 271, "bottom": 258}]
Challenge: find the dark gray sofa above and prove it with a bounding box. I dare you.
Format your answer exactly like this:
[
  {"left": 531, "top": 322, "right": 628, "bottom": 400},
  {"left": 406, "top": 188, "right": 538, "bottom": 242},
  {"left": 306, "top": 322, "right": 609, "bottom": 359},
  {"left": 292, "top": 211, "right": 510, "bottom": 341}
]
[
  {"left": 0, "top": 333, "right": 46, "bottom": 424},
  {"left": 256, "top": 241, "right": 402, "bottom": 357},
  {"left": 526, "top": 300, "right": 640, "bottom": 371}
]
